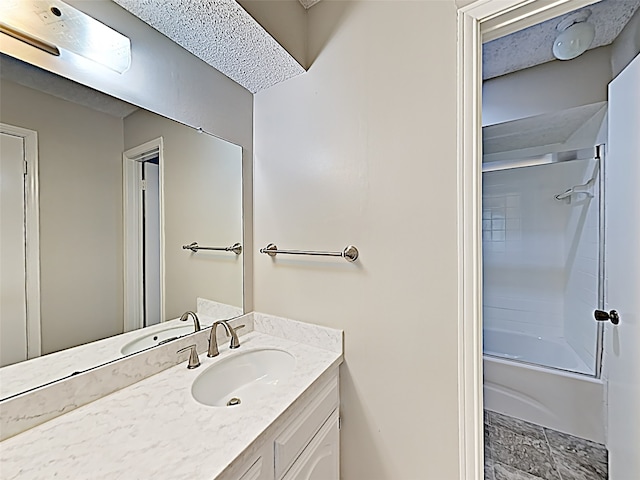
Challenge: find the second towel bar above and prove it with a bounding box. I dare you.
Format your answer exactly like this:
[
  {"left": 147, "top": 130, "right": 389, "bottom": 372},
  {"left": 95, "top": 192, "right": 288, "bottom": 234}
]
[
  {"left": 183, "top": 242, "right": 243, "bottom": 255},
  {"left": 260, "top": 244, "right": 359, "bottom": 262}
]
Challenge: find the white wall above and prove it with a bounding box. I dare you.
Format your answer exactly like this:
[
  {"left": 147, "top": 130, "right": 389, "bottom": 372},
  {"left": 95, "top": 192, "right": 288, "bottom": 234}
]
[
  {"left": 0, "top": 80, "right": 124, "bottom": 355},
  {"left": 123, "top": 110, "right": 244, "bottom": 319},
  {"left": 254, "top": 1, "right": 460, "bottom": 478},
  {"left": 483, "top": 46, "right": 613, "bottom": 126}
]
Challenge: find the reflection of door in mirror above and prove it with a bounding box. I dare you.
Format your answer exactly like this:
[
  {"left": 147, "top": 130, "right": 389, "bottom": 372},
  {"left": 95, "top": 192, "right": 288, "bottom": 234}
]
[
  {"left": 143, "top": 159, "right": 161, "bottom": 328},
  {"left": 1, "top": 79, "right": 126, "bottom": 357},
  {"left": 0, "top": 125, "right": 41, "bottom": 367},
  {"left": 0, "top": 132, "right": 25, "bottom": 366}
]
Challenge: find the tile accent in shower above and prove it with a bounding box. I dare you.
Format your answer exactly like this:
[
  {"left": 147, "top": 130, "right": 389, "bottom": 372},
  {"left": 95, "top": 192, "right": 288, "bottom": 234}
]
[{"left": 484, "top": 411, "right": 608, "bottom": 480}]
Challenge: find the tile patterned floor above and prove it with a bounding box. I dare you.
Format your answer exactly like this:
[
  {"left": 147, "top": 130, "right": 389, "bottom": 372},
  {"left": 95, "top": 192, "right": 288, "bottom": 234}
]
[{"left": 484, "top": 411, "right": 608, "bottom": 480}]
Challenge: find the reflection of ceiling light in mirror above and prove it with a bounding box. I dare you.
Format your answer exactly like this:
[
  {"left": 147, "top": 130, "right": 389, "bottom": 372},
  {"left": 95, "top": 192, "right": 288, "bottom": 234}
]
[
  {"left": 0, "top": 0, "right": 131, "bottom": 73},
  {"left": 553, "top": 10, "right": 595, "bottom": 61},
  {"left": 0, "top": 22, "right": 60, "bottom": 56}
]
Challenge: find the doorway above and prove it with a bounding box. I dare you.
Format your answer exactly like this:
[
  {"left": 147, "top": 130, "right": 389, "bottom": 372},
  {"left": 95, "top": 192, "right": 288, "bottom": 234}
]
[
  {"left": 457, "top": 1, "right": 639, "bottom": 479},
  {"left": 0, "top": 123, "right": 41, "bottom": 366},
  {"left": 123, "top": 138, "right": 165, "bottom": 332}
]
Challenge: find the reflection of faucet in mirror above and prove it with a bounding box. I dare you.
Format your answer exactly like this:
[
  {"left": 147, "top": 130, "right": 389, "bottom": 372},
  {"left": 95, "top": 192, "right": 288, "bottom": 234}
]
[
  {"left": 180, "top": 311, "right": 201, "bottom": 333},
  {"left": 208, "top": 321, "right": 244, "bottom": 357}
]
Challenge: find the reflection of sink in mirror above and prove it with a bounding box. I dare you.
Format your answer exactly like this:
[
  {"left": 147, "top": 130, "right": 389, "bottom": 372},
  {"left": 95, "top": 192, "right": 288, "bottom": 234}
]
[
  {"left": 191, "top": 349, "right": 295, "bottom": 407},
  {"left": 120, "top": 325, "right": 201, "bottom": 356}
]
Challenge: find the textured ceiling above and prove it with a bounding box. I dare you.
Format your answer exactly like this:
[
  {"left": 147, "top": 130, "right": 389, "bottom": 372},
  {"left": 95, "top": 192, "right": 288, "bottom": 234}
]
[
  {"left": 112, "top": 0, "right": 305, "bottom": 93},
  {"left": 483, "top": 0, "right": 640, "bottom": 80},
  {"left": 483, "top": 102, "right": 607, "bottom": 163}
]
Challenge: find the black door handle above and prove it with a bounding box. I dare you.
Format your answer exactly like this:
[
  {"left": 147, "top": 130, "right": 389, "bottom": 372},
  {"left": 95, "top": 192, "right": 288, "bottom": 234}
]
[{"left": 594, "top": 309, "right": 620, "bottom": 325}]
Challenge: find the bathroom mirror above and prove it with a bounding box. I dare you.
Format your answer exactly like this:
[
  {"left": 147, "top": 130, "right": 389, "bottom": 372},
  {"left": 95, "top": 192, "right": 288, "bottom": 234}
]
[{"left": 0, "top": 56, "right": 244, "bottom": 399}]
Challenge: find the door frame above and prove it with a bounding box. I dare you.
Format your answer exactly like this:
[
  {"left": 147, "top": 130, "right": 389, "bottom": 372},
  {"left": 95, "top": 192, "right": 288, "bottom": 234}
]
[
  {"left": 455, "top": 1, "right": 602, "bottom": 478},
  {"left": 123, "top": 137, "right": 165, "bottom": 332},
  {"left": 0, "top": 123, "right": 42, "bottom": 359}
]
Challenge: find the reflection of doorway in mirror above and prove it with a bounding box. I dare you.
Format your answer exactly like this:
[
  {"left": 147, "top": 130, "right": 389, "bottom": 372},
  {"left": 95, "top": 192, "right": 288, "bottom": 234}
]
[
  {"left": 123, "top": 138, "right": 165, "bottom": 333},
  {"left": 0, "top": 124, "right": 41, "bottom": 367}
]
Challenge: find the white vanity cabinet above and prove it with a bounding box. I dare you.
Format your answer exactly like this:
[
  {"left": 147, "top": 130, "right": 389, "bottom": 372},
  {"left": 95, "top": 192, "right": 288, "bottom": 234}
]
[
  {"left": 274, "top": 372, "right": 339, "bottom": 479},
  {"left": 280, "top": 410, "right": 339, "bottom": 480},
  {"left": 225, "top": 370, "right": 339, "bottom": 480}
]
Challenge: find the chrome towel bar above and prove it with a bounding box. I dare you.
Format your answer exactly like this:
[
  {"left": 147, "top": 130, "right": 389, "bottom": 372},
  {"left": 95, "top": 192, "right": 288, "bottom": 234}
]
[
  {"left": 260, "top": 243, "right": 359, "bottom": 262},
  {"left": 182, "top": 242, "right": 242, "bottom": 255}
]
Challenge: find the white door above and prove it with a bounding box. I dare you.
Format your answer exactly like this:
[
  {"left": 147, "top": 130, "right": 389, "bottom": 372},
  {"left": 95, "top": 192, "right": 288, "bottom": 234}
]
[
  {"left": 605, "top": 53, "right": 640, "bottom": 479},
  {"left": 143, "top": 161, "right": 161, "bottom": 326},
  {"left": 0, "top": 132, "right": 28, "bottom": 366}
]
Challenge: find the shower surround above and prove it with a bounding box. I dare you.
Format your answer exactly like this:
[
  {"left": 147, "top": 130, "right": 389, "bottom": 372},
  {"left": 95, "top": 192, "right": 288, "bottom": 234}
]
[{"left": 482, "top": 152, "right": 605, "bottom": 442}]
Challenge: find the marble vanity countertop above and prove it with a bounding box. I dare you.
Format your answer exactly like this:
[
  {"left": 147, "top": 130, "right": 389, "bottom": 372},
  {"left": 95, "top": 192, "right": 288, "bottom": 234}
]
[
  {"left": 0, "top": 330, "right": 343, "bottom": 479},
  {"left": 0, "top": 315, "right": 222, "bottom": 400}
]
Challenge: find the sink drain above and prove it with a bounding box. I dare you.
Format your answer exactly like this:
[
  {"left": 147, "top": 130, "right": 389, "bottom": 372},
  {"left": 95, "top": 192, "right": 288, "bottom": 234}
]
[{"left": 227, "top": 397, "right": 241, "bottom": 406}]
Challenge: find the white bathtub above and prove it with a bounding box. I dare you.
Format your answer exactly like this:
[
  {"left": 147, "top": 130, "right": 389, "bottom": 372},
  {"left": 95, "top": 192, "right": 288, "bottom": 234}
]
[
  {"left": 483, "top": 329, "right": 605, "bottom": 443},
  {"left": 483, "top": 328, "right": 592, "bottom": 374}
]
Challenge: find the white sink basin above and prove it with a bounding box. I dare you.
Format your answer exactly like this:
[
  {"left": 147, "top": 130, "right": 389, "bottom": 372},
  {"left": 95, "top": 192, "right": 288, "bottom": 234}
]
[
  {"left": 191, "top": 348, "right": 295, "bottom": 407},
  {"left": 121, "top": 325, "right": 197, "bottom": 355}
]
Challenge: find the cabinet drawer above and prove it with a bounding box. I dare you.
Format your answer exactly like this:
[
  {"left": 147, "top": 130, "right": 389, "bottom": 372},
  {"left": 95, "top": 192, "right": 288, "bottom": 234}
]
[{"left": 274, "top": 374, "right": 339, "bottom": 479}]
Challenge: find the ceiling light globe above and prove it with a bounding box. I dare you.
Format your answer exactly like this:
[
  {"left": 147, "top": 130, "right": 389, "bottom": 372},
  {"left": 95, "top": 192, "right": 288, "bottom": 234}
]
[{"left": 553, "top": 22, "right": 596, "bottom": 60}]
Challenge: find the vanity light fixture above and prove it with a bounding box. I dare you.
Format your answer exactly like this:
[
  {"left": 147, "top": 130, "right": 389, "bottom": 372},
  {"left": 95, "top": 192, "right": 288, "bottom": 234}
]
[
  {"left": 0, "top": 0, "right": 131, "bottom": 73},
  {"left": 552, "top": 10, "right": 595, "bottom": 61}
]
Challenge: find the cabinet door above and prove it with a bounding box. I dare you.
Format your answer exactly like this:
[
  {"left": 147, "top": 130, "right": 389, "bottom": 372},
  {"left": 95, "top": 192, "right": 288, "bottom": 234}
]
[
  {"left": 274, "top": 375, "right": 338, "bottom": 478},
  {"left": 236, "top": 456, "right": 270, "bottom": 480},
  {"left": 282, "top": 411, "right": 339, "bottom": 480},
  {"left": 218, "top": 447, "right": 273, "bottom": 480}
]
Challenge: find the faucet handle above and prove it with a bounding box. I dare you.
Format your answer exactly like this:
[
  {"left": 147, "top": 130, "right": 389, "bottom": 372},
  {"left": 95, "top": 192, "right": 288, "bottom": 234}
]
[
  {"left": 229, "top": 324, "right": 245, "bottom": 349},
  {"left": 177, "top": 344, "right": 200, "bottom": 369}
]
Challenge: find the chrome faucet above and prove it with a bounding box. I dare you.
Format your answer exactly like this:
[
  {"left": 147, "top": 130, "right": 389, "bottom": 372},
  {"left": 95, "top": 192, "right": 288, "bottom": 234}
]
[
  {"left": 179, "top": 311, "right": 201, "bottom": 332},
  {"left": 207, "top": 320, "right": 244, "bottom": 357}
]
